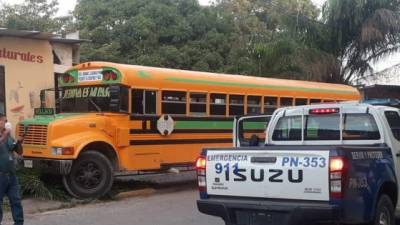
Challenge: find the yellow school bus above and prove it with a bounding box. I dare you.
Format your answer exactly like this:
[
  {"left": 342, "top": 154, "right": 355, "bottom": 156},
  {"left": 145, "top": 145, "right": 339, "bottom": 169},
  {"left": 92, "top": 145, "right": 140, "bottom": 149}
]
[{"left": 19, "top": 61, "right": 360, "bottom": 198}]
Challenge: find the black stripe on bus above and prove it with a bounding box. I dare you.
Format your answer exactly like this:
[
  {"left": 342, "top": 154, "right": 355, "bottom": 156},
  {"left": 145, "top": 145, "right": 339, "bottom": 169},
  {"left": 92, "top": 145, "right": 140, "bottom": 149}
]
[
  {"left": 130, "top": 138, "right": 232, "bottom": 145},
  {"left": 130, "top": 115, "right": 158, "bottom": 120},
  {"left": 130, "top": 129, "right": 158, "bottom": 134},
  {"left": 130, "top": 115, "right": 234, "bottom": 122},
  {"left": 237, "top": 129, "right": 265, "bottom": 133},
  {"left": 130, "top": 129, "right": 232, "bottom": 134},
  {"left": 174, "top": 117, "right": 234, "bottom": 121},
  {"left": 173, "top": 129, "right": 232, "bottom": 133},
  {"left": 129, "top": 128, "right": 264, "bottom": 134}
]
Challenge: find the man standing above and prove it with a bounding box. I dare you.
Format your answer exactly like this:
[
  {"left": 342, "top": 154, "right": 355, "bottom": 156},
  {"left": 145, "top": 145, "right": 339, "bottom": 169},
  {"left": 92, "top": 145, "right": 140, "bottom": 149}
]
[{"left": 0, "top": 113, "right": 23, "bottom": 225}]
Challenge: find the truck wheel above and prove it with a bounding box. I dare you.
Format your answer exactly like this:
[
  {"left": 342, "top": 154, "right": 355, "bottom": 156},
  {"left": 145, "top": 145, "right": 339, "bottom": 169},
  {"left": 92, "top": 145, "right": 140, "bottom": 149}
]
[
  {"left": 372, "top": 194, "right": 395, "bottom": 225},
  {"left": 62, "top": 151, "right": 114, "bottom": 199}
]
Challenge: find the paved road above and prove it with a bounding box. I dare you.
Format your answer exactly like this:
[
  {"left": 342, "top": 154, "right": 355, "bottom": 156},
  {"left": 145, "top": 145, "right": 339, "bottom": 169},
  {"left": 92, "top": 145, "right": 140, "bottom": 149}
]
[
  {"left": 23, "top": 187, "right": 223, "bottom": 225},
  {"left": 4, "top": 172, "right": 225, "bottom": 225}
]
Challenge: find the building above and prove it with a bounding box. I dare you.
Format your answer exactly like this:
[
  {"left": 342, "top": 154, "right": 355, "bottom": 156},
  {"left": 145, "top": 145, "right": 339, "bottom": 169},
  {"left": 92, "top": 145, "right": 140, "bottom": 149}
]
[
  {"left": 356, "top": 63, "right": 400, "bottom": 86},
  {"left": 355, "top": 63, "right": 400, "bottom": 103},
  {"left": 360, "top": 84, "right": 400, "bottom": 100},
  {"left": 0, "top": 28, "right": 84, "bottom": 128}
]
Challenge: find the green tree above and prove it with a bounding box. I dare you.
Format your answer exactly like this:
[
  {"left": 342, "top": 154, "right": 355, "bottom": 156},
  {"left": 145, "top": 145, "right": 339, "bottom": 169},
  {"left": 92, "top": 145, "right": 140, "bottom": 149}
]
[
  {"left": 0, "top": 0, "right": 74, "bottom": 34},
  {"left": 75, "top": 0, "right": 400, "bottom": 83},
  {"left": 75, "top": 0, "right": 236, "bottom": 72}
]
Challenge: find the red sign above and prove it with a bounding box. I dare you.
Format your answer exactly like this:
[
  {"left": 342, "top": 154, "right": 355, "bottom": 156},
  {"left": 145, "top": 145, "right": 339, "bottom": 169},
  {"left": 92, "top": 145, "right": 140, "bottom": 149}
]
[{"left": 0, "top": 48, "right": 44, "bottom": 63}]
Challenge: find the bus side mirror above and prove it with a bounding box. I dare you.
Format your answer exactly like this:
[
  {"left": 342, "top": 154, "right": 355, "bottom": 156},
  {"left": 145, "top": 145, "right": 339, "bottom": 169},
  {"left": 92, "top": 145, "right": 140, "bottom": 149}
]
[
  {"left": 109, "top": 85, "right": 120, "bottom": 112},
  {"left": 40, "top": 89, "right": 46, "bottom": 108}
]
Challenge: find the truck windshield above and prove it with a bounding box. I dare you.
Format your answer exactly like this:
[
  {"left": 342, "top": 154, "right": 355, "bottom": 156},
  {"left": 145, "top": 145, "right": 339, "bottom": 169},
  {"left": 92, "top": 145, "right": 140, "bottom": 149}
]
[
  {"left": 273, "top": 114, "right": 380, "bottom": 141},
  {"left": 59, "top": 85, "right": 128, "bottom": 113}
]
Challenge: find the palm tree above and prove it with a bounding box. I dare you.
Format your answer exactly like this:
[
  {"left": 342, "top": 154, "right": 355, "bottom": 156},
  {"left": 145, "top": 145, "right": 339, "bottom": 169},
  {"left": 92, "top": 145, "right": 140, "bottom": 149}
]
[{"left": 322, "top": 0, "right": 400, "bottom": 84}]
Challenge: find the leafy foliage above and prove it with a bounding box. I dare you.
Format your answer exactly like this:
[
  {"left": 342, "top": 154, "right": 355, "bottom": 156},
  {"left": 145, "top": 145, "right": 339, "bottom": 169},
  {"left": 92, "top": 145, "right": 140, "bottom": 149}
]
[
  {"left": 0, "top": 0, "right": 74, "bottom": 35},
  {"left": 1, "top": 0, "right": 400, "bottom": 83},
  {"left": 17, "top": 168, "right": 68, "bottom": 201},
  {"left": 323, "top": 0, "right": 400, "bottom": 83}
]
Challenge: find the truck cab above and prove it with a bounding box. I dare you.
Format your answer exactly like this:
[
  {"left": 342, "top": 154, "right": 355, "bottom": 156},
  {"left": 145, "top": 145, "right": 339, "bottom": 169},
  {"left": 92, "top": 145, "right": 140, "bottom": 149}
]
[{"left": 197, "top": 103, "right": 400, "bottom": 225}]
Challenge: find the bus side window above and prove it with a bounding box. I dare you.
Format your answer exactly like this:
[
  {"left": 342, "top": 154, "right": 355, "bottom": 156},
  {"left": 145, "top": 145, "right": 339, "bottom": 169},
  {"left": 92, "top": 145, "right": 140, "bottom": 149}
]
[
  {"left": 295, "top": 98, "right": 308, "bottom": 106},
  {"left": 120, "top": 87, "right": 129, "bottom": 112},
  {"left": 247, "top": 96, "right": 261, "bottom": 114},
  {"left": 264, "top": 96, "right": 277, "bottom": 114},
  {"left": 310, "top": 99, "right": 322, "bottom": 105},
  {"left": 190, "top": 93, "right": 207, "bottom": 115},
  {"left": 132, "top": 89, "right": 144, "bottom": 114},
  {"left": 229, "top": 95, "right": 244, "bottom": 116},
  {"left": 210, "top": 93, "right": 226, "bottom": 116},
  {"left": 132, "top": 89, "right": 157, "bottom": 114},
  {"left": 145, "top": 90, "right": 157, "bottom": 114},
  {"left": 280, "top": 97, "right": 293, "bottom": 107},
  {"left": 162, "top": 91, "right": 186, "bottom": 114}
]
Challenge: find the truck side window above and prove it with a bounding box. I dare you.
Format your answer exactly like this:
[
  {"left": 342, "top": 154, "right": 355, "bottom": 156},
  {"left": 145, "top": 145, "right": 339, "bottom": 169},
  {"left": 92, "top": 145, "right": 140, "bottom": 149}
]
[
  {"left": 385, "top": 111, "right": 400, "bottom": 141},
  {"left": 272, "top": 116, "right": 302, "bottom": 141},
  {"left": 343, "top": 114, "right": 380, "bottom": 140}
]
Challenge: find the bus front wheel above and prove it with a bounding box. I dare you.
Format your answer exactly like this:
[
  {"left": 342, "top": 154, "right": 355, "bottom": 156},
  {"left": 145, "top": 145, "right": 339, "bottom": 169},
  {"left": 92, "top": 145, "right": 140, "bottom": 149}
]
[{"left": 62, "top": 151, "right": 114, "bottom": 199}]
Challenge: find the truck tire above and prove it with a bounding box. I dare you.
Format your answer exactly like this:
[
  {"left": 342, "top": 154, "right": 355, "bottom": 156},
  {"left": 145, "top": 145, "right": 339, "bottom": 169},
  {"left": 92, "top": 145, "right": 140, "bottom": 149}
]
[
  {"left": 62, "top": 151, "right": 114, "bottom": 199},
  {"left": 371, "top": 194, "right": 395, "bottom": 225}
]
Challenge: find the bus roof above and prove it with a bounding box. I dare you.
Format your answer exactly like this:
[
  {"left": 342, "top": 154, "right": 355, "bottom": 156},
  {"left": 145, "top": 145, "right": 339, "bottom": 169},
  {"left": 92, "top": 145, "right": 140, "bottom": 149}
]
[{"left": 70, "top": 61, "right": 360, "bottom": 100}]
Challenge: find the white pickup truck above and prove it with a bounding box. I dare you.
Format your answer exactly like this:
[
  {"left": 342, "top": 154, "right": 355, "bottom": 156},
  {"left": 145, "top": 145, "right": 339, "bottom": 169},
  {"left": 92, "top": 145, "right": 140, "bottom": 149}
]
[{"left": 196, "top": 103, "right": 400, "bottom": 225}]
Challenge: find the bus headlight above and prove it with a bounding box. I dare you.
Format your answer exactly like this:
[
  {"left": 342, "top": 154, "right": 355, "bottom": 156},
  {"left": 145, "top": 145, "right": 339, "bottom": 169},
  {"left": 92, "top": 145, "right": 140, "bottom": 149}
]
[{"left": 51, "top": 147, "right": 74, "bottom": 155}]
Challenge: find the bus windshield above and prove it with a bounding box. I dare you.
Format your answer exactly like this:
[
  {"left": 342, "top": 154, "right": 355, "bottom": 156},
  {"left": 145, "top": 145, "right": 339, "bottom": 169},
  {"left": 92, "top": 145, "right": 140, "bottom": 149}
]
[{"left": 59, "top": 85, "right": 128, "bottom": 113}]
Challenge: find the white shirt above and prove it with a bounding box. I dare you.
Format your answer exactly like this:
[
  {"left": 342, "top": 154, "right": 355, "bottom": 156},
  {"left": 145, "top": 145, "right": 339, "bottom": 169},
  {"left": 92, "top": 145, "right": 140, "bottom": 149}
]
[{"left": 5, "top": 122, "right": 12, "bottom": 134}]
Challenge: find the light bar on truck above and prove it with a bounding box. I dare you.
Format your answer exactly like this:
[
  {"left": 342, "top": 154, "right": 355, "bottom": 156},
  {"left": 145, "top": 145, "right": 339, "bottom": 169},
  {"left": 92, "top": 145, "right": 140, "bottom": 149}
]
[{"left": 309, "top": 108, "right": 339, "bottom": 114}]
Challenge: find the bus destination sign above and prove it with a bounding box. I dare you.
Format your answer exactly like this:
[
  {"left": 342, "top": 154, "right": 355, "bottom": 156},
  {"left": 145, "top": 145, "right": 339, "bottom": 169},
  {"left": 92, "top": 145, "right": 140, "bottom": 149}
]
[
  {"left": 62, "top": 86, "right": 110, "bottom": 99},
  {"left": 78, "top": 70, "right": 103, "bottom": 82}
]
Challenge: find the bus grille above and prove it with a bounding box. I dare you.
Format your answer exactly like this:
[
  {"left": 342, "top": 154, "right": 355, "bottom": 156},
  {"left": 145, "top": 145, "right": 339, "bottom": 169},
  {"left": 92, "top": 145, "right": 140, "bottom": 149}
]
[{"left": 18, "top": 124, "right": 48, "bottom": 146}]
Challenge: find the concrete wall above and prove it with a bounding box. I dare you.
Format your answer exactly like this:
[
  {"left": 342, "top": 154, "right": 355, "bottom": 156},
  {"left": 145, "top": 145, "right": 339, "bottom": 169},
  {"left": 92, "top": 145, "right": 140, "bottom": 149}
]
[{"left": 0, "top": 37, "right": 54, "bottom": 129}]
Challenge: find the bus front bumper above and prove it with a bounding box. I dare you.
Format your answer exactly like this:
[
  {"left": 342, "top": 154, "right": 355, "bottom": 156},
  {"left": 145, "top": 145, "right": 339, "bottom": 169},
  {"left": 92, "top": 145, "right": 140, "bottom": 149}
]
[{"left": 22, "top": 158, "right": 73, "bottom": 175}]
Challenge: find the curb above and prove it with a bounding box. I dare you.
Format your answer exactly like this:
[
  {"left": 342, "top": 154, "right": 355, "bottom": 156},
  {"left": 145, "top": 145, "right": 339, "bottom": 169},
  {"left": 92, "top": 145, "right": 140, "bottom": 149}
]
[{"left": 115, "top": 188, "right": 156, "bottom": 200}]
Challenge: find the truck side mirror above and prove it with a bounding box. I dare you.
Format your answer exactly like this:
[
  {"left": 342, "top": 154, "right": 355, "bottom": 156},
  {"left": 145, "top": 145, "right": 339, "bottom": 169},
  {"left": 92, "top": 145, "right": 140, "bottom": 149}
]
[{"left": 109, "top": 85, "right": 120, "bottom": 112}]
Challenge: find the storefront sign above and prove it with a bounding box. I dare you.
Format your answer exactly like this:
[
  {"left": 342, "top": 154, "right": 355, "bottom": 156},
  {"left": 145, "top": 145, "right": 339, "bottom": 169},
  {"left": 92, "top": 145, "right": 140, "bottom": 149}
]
[
  {"left": 0, "top": 48, "right": 44, "bottom": 63},
  {"left": 62, "top": 87, "right": 110, "bottom": 99}
]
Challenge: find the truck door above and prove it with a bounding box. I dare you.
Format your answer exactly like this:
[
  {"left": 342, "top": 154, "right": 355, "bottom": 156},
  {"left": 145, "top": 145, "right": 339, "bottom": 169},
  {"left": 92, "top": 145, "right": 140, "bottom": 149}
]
[
  {"left": 234, "top": 115, "right": 271, "bottom": 147},
  {"left": 383, "top": 109, "right": 400, "bottom": 209}
]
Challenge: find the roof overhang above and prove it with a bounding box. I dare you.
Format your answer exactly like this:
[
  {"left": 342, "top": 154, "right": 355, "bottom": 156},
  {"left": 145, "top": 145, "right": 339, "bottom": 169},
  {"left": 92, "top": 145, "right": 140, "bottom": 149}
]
[{"left": 0, "top": 28, "right": 89, "bottom": 44}]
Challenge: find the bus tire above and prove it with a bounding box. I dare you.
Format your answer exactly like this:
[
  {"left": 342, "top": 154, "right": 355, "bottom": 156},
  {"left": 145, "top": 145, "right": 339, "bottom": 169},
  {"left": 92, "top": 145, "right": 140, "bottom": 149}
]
[
  {"left": 371, "top": 194, "right": 395, "bottom": 225},
  {"left": 62, "top": 151, "right": 114, "bottom": 199}
]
